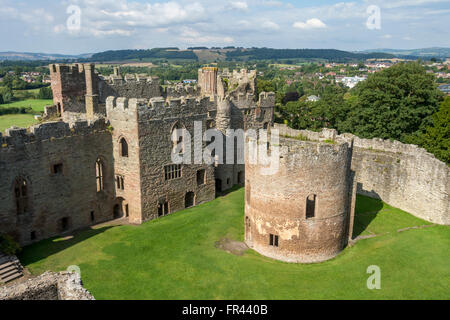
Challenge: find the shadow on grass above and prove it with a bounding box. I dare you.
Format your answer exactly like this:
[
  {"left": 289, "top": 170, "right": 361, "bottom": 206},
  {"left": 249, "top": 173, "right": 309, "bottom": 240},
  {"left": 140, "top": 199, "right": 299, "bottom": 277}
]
[
  {"left": 352, "top": 194, "right": 384, "bottom": 238},
  {"left": 216, "top": 185, "right": 244, "bottom": 198},
  {"left": 18, "top": 226, "right": 113, "bottom": 266}
]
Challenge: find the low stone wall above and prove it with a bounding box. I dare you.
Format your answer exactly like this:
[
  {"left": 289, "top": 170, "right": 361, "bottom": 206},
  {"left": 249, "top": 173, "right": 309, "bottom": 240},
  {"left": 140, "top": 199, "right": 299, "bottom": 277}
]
[
  {"left": 0, "top": 271, "right": 94, "bottom": 300},
  {"left": 274, "top": 124, "right": 449, "bottom": 225}
]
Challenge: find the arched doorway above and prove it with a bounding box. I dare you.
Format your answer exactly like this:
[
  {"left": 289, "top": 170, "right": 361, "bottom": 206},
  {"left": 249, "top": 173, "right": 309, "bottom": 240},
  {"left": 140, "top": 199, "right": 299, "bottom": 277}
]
[
  {"left": 185, "top": 192, "right": 195, "bottom": 208},
  {"left": 113, "top": 204, "right": 123, "bottom": 219},
  {"left": 215, "top": 179, "right": 222, "bottom": 193}
]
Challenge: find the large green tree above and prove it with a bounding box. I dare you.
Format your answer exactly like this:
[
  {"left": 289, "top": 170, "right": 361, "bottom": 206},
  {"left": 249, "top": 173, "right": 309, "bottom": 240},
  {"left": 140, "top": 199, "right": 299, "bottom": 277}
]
[
  {"left": 344, "top": 62, "right": 442, "bottom": 141},
  {"left": 405, "top": 97, "right": 450, "bottom": 164}
]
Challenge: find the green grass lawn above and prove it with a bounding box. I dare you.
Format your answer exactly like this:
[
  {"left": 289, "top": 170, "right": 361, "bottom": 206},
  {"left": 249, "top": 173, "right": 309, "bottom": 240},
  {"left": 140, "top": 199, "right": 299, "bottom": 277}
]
[
  {"left": 19, "top": 190, "right": 449, "bottom": 300},
  {"left": 0, "top": 99, "right": 53, "bottom": 113},
  {"left": 0, "top": 98, "right": 52, "bottom": 132},
  {"left": 0, "top": 114, "right": 39, "bottom": 133}
]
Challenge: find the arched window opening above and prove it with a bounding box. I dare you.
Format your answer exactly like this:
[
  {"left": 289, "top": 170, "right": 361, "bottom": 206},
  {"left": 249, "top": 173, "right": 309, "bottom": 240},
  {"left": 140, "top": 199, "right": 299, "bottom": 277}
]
[
  {"left": 306, "top": 194, "right": 317, "bottom": 219},
  {"left": 120, "top": 138, "right": 129, "bottom": 157},
  {"left": 96, "top": 159, "right": 104, "bottom": 192},
  {"left": 14, "top": 178, "right": 28, "bottom": 214}
]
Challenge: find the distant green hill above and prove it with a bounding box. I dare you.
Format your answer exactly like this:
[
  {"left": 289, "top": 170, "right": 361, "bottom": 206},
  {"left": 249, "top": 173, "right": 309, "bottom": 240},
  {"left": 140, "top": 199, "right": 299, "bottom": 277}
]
[
  {"left": 224, "top": 48, "right": 395, "bottom": 61},
  {"left": 90, "top": 48, "right": 198, "bottom": 62},
  {"left": 362, "top": 47, "right": 450, "bottom": 59},
  {"left": 90, "top": 47, "right": 395, "bottom": 63},
  {"left": 0, "top": 51, "right": 92, "bottom": 61}
]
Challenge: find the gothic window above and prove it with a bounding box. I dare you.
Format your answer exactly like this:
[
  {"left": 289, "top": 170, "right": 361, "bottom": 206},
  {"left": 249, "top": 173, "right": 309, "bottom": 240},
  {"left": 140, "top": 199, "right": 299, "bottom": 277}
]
[
  {"left": 306, "top": 194, "right": 317, "bottom": 219},
  {"left": 96, "top": 159, "right": 104, "bottom": 192},
  {"left": 119, "top": 138, "right": 129, "bottom": 157},
  {"left": 14, "top": 178, "right": 28, "bottom": 214}
]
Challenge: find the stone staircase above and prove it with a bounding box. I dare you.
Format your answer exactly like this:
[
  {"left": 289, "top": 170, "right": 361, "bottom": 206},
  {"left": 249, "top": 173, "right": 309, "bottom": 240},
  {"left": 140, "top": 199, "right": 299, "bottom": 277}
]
[{"left": 0, "top": 253, "right": 23, "bottom": 284}]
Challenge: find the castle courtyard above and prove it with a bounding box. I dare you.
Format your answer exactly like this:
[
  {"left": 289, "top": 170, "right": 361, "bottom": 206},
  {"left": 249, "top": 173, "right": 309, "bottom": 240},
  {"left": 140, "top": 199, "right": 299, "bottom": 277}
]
[{"left": 17, "top": 188, "right": 449, "bottom": 300}]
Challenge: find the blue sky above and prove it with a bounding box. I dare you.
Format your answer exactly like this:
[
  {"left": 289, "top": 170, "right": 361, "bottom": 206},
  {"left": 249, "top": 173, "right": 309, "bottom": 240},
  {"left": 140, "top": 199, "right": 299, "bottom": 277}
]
[{"left": 0, "top": 0, "right": 449, "bottom": 54}]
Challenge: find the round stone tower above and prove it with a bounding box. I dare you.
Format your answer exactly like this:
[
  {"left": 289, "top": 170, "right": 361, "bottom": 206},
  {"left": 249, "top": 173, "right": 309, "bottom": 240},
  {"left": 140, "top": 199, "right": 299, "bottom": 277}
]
[{"left": 245, "top": 135, "right": 355, "bottom": 263}]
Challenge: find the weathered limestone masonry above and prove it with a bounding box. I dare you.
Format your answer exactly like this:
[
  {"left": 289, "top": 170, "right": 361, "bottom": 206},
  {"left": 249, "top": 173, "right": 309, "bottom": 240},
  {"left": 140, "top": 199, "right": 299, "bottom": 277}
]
[
  {"left": 245, "top": 133, "right": 355, "bottom": 263},
  {"left": 275, "top": 124, "right": 450, "bottom": 226},
  {"left": 0, "top": 63, "right": 276, "bottom": 249},
  {"left": 0, "top": 120, "right": 115, "bottom": 245},
  {"left": 98, "top": 73, "right": 163, "bottom": 103},
  {"left": 214, "top": 92, "right": 275, "bottom": 193},
  {"left": 50, "top": 64, "right": 86, "bottom": 120},
  {"left": 50, "top": 64, "right": 164, "bottom": 121},
  {"left": 0, "top": 271, "right": 94, "bottom": 300},
  {"left": 106, "top": 96, "right": 216, "bottom": 223},
  {"left": 198, "top": 67, "right": 218, "bottom": 97}
]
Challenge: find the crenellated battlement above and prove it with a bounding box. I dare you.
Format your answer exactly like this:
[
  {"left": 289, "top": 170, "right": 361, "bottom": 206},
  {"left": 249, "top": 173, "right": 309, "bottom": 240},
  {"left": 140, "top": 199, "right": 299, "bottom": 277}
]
[
  {"left": 274, "top": 123, "right": 448, "bottom": 167},
  {"left": 106, "top": 96, "right": 210, "bottom": 121},
  {"left": 258, "top": 92, "right": 276, "bottom": 108},
  {"left": 50, "top": 63, "right": 86, "bottom": 76},
  {"left": 0, "top": 119, "right": 109, "bottom": 149}
]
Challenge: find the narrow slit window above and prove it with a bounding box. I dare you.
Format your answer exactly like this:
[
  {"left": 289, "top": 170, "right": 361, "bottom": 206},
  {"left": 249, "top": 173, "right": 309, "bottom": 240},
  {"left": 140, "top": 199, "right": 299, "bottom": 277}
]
[
  {"left": 14, "top": 178, "right": 29, "bottom": 214},
  {"left": 306, "top": 194, "right": 317, "bottom": 219},
  {"left": 120, "top": 138, "right": 129, "bottom": 157},
  {"left": 96, "top": 159, "right": 104, "bottom": 192},
  {"left": 116, "top": 175, "right": 125, "bottom": 190}
]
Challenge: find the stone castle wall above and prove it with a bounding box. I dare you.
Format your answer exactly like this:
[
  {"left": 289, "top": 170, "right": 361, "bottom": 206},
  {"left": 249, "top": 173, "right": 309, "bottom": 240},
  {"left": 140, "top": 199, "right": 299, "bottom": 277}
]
[
  {"left": 245, "top": 136, "right": 354, "bottom": 263},
  {"left": 50, "top": 64, "right": 86, "bottom": 119},
  {"left": 0, "top": 120, "right": 116, "bottom": 245},
  {"left": 106, "top": 96, "right": 216, "bottom": 223},
  {"left": 274, "top": 124, "right": 450, "bottom": 225},
  {"left": 0, "top": 271, "right": 94, "bottom": 300},
  {"left": 99, "top": 77, "right": 163, "bottom": 103},
  {"left": 214, "top": 92, "right": 275, "bottom": 193}
]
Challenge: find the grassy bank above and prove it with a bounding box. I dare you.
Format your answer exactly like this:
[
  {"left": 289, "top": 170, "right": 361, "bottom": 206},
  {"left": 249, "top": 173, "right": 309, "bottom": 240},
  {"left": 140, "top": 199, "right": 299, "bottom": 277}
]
[{"left": 19, "top": 189, "right": 449, "bottom": 300}]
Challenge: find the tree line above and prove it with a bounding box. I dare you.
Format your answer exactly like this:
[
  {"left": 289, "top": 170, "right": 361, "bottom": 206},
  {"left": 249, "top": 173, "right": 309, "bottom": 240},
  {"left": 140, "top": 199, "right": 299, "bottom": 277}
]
[{"left": 270, "top": 62, "right": 448, "bottom": 164}]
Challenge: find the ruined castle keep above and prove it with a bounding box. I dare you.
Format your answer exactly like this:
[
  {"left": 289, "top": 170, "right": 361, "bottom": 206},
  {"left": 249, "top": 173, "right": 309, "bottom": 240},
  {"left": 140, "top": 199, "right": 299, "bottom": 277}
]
[
  {"left": 245, "top": 132, "right": 356, "bottom": 263},
  {"left": 0, "top": 65, "right": 274, "bottom": 246}
]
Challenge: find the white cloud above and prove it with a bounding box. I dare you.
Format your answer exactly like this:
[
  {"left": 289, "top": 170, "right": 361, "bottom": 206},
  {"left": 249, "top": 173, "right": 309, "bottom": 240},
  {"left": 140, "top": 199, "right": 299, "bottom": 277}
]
[
  {"left": 378, "top": 0, "right": 450, "bottom": 9},
  {"left": 293, "top": 18, "right": 327, "bottom": 30},
  {"left": 381, "top": 34, "right": 393, "bottom": 39},
  {"left": 261, "top": 0, "right": 283, "bottom": 7},
  {"left": 262, "top": 21, "right": 280, "bottom": 30},
  {"left": 229, "top": 1, "right": 248, "bottom": 11},
  {"left": 178, "top": 27, "right": 234, "bottom": 44}
]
